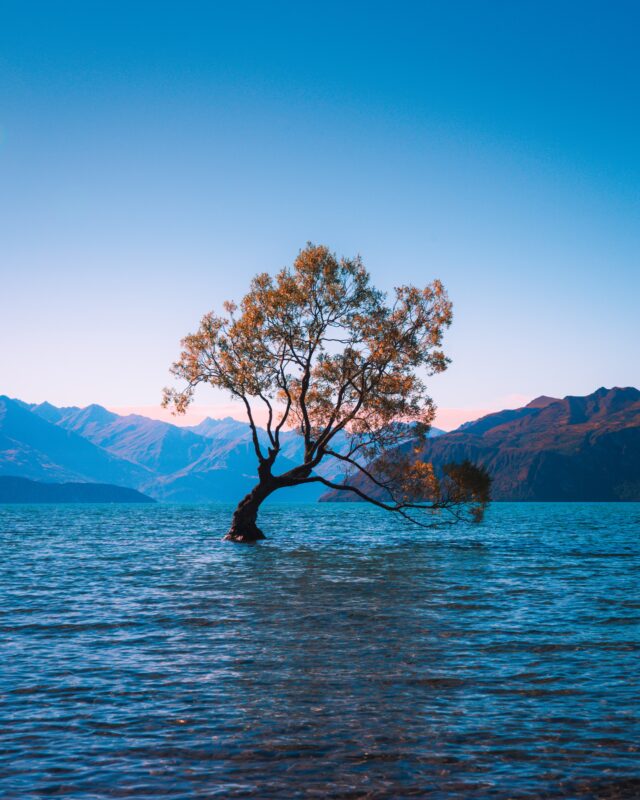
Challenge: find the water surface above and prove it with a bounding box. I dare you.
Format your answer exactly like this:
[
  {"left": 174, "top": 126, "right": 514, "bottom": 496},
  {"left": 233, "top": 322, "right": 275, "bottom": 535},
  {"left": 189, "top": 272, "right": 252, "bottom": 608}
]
[{"left": 1, "top": 502, "right": 639, "bottom": 798}]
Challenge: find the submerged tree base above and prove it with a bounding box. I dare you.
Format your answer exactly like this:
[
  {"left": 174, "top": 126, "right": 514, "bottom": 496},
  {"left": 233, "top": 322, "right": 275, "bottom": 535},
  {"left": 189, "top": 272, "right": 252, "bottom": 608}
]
[
  {"left": 222, "top": 528, "right": 267, "bottom": 544},
  {"left": 223, "top": 523, "right": 266, "bottom": 543},
  {"left": 224, "top": 481, "right": 273, "bottom": 542}
]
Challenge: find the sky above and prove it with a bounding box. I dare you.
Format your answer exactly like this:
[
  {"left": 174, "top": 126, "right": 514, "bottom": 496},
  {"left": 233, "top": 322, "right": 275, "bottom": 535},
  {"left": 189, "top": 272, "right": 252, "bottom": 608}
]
[{"left": 1, "top": 1, "right": 638, "bottom": 430}]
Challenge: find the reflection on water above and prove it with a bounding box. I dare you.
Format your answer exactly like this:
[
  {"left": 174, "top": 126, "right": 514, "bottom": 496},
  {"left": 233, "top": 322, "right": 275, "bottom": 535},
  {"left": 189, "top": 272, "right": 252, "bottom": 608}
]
[{"left": 1, "top": 502, "right": 639, "bottom": 798}]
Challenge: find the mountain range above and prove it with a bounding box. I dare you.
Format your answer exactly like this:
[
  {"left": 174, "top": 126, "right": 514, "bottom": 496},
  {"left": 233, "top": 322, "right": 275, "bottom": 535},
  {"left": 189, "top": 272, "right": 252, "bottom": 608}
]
[
  {"left": 2, "top": 388, "right": 638, "bottom": 503},
  {"left": 0, "top": 395, "right": 442, "bottom": 503},
  {"left": 321, "top": 387, "right": 640, "bottom": 502}
]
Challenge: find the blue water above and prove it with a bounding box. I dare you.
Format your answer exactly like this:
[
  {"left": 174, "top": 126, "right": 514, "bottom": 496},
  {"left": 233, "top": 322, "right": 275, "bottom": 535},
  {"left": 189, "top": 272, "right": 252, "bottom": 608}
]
[{"left": 1, "top": 503, "right": 639, "bottom": 799}]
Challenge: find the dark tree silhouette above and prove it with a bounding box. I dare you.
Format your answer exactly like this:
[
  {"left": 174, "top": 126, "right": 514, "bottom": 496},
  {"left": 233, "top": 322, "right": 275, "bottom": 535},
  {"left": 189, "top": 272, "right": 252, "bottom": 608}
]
[{"left": 164, "top": 244, "right": 490, "bottom": 541}]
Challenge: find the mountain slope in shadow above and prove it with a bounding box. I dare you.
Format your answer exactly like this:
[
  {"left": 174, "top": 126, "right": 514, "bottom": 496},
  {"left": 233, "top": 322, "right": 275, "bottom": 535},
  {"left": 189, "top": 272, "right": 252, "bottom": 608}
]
[
  {"left": 0, "top": 476, "right": 155, "bottom": 504},
  {"left": 321, "top": 387, "right": 640, "bottom": 502}
]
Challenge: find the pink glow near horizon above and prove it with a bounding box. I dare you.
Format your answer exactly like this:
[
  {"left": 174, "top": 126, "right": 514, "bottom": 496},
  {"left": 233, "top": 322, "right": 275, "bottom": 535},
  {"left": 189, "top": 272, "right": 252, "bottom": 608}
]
[
  {"left": 109, "top": 393, "right": 533, "bottom": 432},
  {"left": 107, "top": 403, "right": 256, "bottom": 428}
]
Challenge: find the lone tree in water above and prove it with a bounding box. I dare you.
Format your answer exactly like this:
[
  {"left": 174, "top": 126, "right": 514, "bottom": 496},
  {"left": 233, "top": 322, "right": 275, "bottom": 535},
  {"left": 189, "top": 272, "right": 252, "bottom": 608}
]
[{"left": 163, "top": 244, "right": 490, "bottom": 542}]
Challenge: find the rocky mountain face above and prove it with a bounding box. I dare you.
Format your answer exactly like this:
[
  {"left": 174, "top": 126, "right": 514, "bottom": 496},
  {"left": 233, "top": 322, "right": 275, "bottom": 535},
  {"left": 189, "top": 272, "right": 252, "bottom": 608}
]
[
  {"left": 321, "top": 387, "right": 640, "bottom": 502},
  {"left": 0, "top": 397, "right": 153, "bottom": 487}
]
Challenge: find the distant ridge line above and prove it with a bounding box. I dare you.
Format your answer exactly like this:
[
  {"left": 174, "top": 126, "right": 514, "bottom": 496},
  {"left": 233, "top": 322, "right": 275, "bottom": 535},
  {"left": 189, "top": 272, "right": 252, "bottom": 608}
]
[{"left": 0, "top": 476, "right": 156, "bottom": 504}]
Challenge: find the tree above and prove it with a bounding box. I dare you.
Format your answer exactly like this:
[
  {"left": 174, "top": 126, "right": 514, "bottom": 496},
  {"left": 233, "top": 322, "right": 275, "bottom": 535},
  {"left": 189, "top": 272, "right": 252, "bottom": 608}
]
[{"left": 163, "top": 244, "right": 490, "bottom": 542}]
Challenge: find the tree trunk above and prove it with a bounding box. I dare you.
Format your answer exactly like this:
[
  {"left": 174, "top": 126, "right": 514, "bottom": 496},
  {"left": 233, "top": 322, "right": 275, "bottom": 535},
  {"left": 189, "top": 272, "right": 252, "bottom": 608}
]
[{"left": 224, "top": 480, "right": 275, "bottom": 543}]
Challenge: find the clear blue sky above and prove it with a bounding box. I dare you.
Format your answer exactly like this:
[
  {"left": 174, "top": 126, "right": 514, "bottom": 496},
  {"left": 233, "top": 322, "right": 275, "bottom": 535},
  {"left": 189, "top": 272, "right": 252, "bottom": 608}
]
[{"left": 1, "top": 1, "right": 638, "bottom": 426}]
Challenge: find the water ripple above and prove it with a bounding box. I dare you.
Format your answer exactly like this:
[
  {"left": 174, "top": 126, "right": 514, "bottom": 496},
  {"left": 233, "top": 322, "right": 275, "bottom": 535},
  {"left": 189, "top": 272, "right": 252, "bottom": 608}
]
[{"left": 0, "top": 502, "right": 639, "bottom": 798}]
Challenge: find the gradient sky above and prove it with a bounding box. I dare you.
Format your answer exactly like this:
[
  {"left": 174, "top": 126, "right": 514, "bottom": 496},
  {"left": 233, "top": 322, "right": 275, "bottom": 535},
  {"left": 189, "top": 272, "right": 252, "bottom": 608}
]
[{"left": 1, "top": 1, "right": 638, "bottom": 429}]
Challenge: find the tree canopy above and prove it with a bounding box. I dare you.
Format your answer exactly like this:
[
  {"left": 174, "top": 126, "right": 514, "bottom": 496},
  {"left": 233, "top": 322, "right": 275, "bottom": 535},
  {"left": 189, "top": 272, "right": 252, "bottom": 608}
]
[{"left": 163, "top": 244, "right": 490, "bottom": 540}]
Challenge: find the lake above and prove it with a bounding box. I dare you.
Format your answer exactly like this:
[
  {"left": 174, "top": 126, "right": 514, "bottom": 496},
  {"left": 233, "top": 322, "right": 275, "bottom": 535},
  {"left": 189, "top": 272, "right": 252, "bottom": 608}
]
[{"left": 1, "top": 502, "right": 639, "bottom": 798}]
